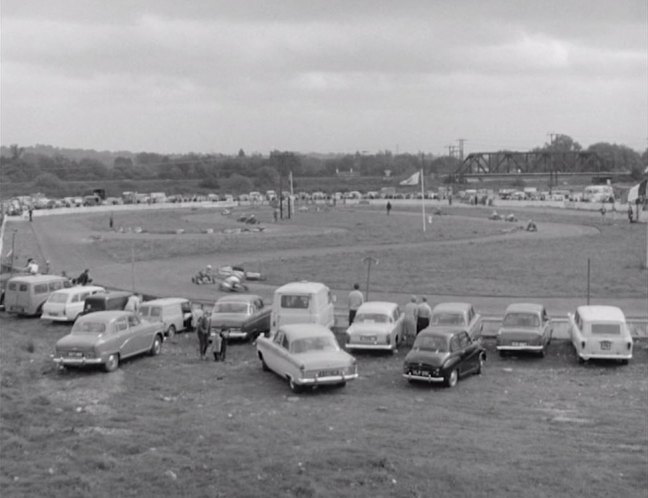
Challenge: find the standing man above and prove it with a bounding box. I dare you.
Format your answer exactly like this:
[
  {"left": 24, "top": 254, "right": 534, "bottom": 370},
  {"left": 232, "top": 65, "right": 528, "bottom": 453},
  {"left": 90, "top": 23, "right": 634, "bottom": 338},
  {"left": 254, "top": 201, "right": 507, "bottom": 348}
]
[
  {"left": 125, "top": 293, "right": 142, "bottom": 312},
  {"left": 348, "top": 283, "right": 364, "bottom": 325},
  {"left": 416, "top": 297, "right": 432, "bottom": 334},
  {"left": 196, "top": 305, "right": 210, "bottom": 360},
  {"left": 28, "top": 208, "right": 33, "bottom": 222},
  {"left": 403, "top": 296, "right": 419, "bottom": 345},
  {"left": 386, "top": 201, "right": 392, "bottom": 215}
]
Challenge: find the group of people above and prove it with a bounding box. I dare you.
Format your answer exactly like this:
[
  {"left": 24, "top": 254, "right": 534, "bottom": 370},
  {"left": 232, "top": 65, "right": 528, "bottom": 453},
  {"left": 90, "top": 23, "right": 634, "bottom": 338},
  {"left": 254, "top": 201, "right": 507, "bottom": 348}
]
[
  {"left": 194, "top": 305, "right": 227, "bottom": 362},
  {"left": 348, "top": 284, "right": 433, "bottom": 345}
]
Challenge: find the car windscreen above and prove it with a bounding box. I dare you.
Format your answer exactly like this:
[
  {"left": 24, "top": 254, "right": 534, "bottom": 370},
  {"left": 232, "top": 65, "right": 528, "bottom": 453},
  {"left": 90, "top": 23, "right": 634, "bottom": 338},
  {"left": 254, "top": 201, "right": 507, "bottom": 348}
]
[
  {"left": 413, "top": 335, "right": 449, "bottom": 352},
  {"left": 72, "top": 321, "right": 107, "bottom": 334},
  {"left": 47, "top": 293, "right": 69, "bottom": 304},
  {"left": 502, "top": 312, "right": 540, "bottom": 328},
  {"left": 214, "top": 302, "right": 249, "bottom": 313},
  {"left": 430, "top": 312, "right": 465, "bottom": 326},
  {"left": 290, "top": 336, "right": 337, "bottom": 354},
  {"left": 280, "top": 295, "right": 310, "bottom": 309},
  {"left": 355, "top": 313, "right": 388, "bottom": 323},
  {"left": 590, "top": 323, "right": 621, "bottom": 335}
]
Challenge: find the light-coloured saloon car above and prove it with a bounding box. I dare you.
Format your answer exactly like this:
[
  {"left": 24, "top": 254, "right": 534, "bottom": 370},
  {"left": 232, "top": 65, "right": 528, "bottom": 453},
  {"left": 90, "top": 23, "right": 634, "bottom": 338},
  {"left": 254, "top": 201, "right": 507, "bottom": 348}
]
[
  {"left": 345, "top": 301, "right": 403, "bottom": 352},
  {"left": 41, "top": 285, "right": 105, "bottom": 322},
  {"left": 429, "top": 302, "right": 483, "bottom": 340},
  {"left": 568, "top": 305, "right": 633, "bottom": 364},
  {"left": 256, "top": 324, "right": 358, "bottom": 393},
  {"left": 496, "top": 303, "right": 552, "bottom": 357},
  {"left": 53, "top": 310, "right": 164, "bottom": 372}
]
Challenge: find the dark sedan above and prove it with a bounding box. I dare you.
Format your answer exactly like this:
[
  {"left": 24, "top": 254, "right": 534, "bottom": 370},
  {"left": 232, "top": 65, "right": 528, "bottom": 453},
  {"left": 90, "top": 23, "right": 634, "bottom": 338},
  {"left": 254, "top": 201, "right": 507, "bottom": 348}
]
[{"left": 403, "top": 328, "right": 485, "bottom": 388}]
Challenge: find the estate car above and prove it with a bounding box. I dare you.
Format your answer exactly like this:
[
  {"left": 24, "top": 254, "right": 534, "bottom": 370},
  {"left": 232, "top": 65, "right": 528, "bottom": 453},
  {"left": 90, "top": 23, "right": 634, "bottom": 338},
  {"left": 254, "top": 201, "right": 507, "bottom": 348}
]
[
  {"left": 568, "top": 305, "right": 633, "bottom": 364},
  {"left": 41, "top": 285, "right": 105, "bottom": 322}
]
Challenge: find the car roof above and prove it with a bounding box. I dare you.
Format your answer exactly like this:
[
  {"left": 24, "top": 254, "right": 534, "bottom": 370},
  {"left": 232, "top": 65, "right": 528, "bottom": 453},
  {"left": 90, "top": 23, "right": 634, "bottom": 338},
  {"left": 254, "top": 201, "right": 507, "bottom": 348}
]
[
  {"left": 418, "top": 326, "right": 467, "bottom": 338},
  {"left": 215, "top": 294, "right": 262, "bottom": 304},
  {"left": 279, "top": 324, "right": 335, "bottom": 340},
  {"left": 357, "top": 301, "right": 398, "bottom": 313},
  {"left": 9, "top": 274, "right": 68, "bottom": 284},
  {"left": 577, "top": 305, "right": 626, "bottom": 322},
  {"left": 504, "top": 303, "right": 544, "bottom": 314},
  {"left": 431, "top": 302, "right": 471, "bottom": 313},
  {"left": 51, "top": 285, "right": 104, "bottom": 295},
  {"left": 275, "top": 281, "right": 328, "bottom": 294},
  {"left": 77, "top": 310, "right": 133, "bottom": 321},
  {"left": 87, "top": 290, "right": 132, "bottom": 299},
  {"left": 142, "top": 297, "right": 189, "bottom": 306}
]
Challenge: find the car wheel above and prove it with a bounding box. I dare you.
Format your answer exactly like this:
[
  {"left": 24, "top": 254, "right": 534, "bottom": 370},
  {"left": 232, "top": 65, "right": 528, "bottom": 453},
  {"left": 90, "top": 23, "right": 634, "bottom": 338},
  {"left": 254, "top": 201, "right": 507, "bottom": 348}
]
[
  {"left": 166, "top": 325, "right": 176, "bottom": 339},
  {"left": 620, "top": 359, "right": 629, "bottom": 365},
  {"left": 289, "top": 378, "right": 302, "bottom": 393},
  {"left": 337, "top": 382, "right": 347, "bottom": 389},
  {"left": 444, "top": 368, "right": 458, "bottom": 388},
  {"left": 149, "top": 335, "right": 162, "bottom": 356},
  {"left": 577, "top": 355, "right": 585, "bottom": 364},
  {"left": 476, "top": 353, "right": 485, "bottom": 375},
  {"left": 538, "top": 348, "right": 545, "bottom": 358},
  {"left": 104, "top": 354, "right": 119, "bottom": 372}
]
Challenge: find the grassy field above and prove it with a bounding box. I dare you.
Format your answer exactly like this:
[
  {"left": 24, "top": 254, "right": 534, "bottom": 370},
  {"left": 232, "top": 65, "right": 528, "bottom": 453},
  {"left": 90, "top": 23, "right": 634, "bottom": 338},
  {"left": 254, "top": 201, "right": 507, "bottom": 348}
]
[
  {"left": 76, "top": 204, "right": 648, "bottom": 298},
  {"left": 1, "top": 315, "right": 646, "bottom": 498}
]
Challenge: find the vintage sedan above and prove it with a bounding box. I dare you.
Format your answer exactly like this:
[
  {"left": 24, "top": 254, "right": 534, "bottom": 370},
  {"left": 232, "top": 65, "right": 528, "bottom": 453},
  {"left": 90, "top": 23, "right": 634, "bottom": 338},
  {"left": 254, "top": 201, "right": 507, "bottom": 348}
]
[
  {"left": 429, "top": 302, "right": 483, "bottom": 340},
  {"left": 568, "top": 305, "right": 633, "bottom": 364},
  {"left": 256, "top": 324, "right": 358, "bottom": 393},
  {"left": 53, "top": 310, "right": 164, "bottom": 372},
  {"left": 496, "top": 303, "right": 552, "bottom": 357},
  {"left": 403, "top": 327, "right": 485, "bottom": 388},
  {"left": 210, "top": 294, "right": 271, "bottom": 341},
  {"left": 345, "top": 301, "right": 403, "bottom": 352}
]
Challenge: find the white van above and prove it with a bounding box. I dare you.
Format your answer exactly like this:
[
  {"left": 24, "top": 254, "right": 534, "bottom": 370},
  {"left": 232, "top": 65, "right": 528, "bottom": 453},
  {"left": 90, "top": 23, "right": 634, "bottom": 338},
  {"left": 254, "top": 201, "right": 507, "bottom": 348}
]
[
  {"left": 270, "top": 281, "right": 336, "bottom": 333},
  {"left": 139, "top": 297, "right": 195, "bottom": 338},
  {"left": 41, "top": 285, "right": 105, "bottom": 322}
]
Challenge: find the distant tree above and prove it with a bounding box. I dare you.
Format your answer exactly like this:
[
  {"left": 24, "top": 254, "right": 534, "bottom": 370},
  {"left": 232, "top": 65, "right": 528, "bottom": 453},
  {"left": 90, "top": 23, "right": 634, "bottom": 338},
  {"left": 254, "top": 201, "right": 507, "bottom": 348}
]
[
  {"left": 221, "top": 173, "right": 253, "bottom": 193},
  {"left": 31, "top": 172, "right": 66, "bottom": 195},
  {"left": 538, "top": 134, "right": 582, "bottom": 152},
  {"left": 79, "top": 158, "right": 110, "bottom": 179},
  {"left": 587, "top": 142, "right": 642, "bottom": 172},
  {"left": 199, "top": 177, "right": 220, "bottom": 189},
  {"left": 238, "top": 149, "right": 246, "bottom": 158},
  {"left": 255, "top": 166, "right": 278, "bottom": 187},
  {"left": 9, "top": 144, "right": 24, "bottom": 160}
]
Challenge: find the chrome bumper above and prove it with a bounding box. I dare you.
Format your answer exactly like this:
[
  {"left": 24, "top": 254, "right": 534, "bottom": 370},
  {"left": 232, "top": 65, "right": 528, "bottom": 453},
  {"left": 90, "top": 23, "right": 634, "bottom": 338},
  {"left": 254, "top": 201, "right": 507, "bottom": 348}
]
[
  {"left": 297, "top": 372, "right": 358, "bottom": 386},
  {"left": 402, "top": 373, "right": 444, "bottom": 383},
  {"left": 53, "top": 357, "right": 103, "bottom": 366},
  {"left": 346, "top": 342, "right": 393, "bottom": 351},
  {"left": 497, "top": 344, "right": 544, "bottom": 351}
]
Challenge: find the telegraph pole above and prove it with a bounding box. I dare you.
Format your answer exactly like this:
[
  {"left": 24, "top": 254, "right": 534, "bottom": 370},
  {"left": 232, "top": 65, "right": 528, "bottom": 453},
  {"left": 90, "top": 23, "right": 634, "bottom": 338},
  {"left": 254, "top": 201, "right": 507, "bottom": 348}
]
[{"left": 457, "top": 138, "right": 466, "bottom": 161}]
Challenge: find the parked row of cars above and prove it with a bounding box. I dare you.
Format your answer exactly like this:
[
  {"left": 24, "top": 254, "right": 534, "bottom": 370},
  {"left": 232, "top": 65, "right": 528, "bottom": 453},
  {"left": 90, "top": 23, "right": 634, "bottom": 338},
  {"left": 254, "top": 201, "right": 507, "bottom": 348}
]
[{"left": 3, "top": 275, "right": 635, "bottom": 389}]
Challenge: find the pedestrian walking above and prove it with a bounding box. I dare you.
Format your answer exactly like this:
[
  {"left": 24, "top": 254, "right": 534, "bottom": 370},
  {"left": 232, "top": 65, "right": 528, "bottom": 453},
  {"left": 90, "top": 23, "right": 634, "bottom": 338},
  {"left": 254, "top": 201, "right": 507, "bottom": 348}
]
[
  {"left": 416, "top": 297, "right": 432, "bottom": 334},
  {"left": 195, "top": 306, "right": 210, "bottom": 360},
  {"left": 386, "top": 201, "right": 392, "bottom": 215},
  {"left": 403, "top": 296, "right": 418, "bottom": 345},
  {"left": 348, "top": 283, "right": 364, "bottom": 325}
]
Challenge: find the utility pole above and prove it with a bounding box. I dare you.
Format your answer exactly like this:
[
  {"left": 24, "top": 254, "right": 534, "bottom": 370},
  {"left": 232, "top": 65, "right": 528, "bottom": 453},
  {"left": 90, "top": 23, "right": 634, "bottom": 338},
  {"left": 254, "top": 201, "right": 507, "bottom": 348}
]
[
  {"left": 362, "top": 256, "right": 379, "bottom": 301},
  {"left": 446, "top": 145, "right": 457, "bottom": 158}
]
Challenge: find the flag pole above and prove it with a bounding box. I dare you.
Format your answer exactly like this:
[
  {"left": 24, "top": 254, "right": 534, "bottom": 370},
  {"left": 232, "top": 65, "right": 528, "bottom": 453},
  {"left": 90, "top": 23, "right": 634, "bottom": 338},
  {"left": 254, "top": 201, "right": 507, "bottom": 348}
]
[{"left": 421, "top": 168, "right": 426, "bottom": 232}]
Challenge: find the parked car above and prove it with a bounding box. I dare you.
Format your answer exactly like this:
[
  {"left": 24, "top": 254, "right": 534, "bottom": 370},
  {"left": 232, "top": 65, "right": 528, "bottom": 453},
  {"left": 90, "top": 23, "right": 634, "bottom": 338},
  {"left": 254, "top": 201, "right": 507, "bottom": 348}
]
[
  {"left": 41, "top": 285, "right": 105, "bottom": 322},
  {"left": 53, "top": 310, "right": 164, "bottom": 372},
  {"left": 429, "top": 302, "right": 483, "bottom": 340},
  {"left": 568, "top": 305, "right": 633, "bottom": 364},
  {"left": 80, "top": 291, "right": 132, "bottom": 316},
  {"left": 345, "top": 301, "right": 404, "bottom": 352},
  {"left": 270, "top": 281, "right": 336, "bottom": 333},
  {"left": 139, "top": 297, "right": 195, "bottom": 338},
  {"left": 210, "top": 294, "right": 271, "bottom": 341},
  {"left": 4, "top": 275, "right": 72, "bottom": 317},
  {"left": 496, "top": 303, "right": 552, "bottom": 357},
  {"left": 403, "top": 327, "right": 486, "bottom": 387},
  {"left": 256, "top": 324, "right": 358, "bottom": 393}
]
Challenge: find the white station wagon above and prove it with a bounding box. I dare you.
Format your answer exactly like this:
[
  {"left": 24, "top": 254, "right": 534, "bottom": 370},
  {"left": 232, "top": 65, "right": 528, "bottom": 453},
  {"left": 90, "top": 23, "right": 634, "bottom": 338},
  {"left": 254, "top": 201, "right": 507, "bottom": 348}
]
[
  {"left": 568, "top": 305, "right": 633, "bottom": 364},
  {"left": 345, "top": 301, "right": 404, "bottom": 352},
  {"left": 41, "top": 285, "right": 105, "bottom": 322}
]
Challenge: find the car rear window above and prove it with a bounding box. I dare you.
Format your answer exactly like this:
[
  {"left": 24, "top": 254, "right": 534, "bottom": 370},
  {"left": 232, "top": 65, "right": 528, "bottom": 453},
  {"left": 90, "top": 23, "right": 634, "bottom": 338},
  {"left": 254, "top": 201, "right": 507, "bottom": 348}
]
[
  {"left": 280, "top": 295, "right": 310, "bottom": 309},
  {"left": 215, "top": 302, "right": 248, "bottom": 313},
  {"left": 72, "top": 321, "right": 106, "bottom": 334},
  {"left": 413, "top": 335, "right": 449, "bottom": 352},
  {"left": 431, "top": 312, "right": 465, "bottom": 326},
  {"left": 355, "top": 313, "right": 388, "bottom": 323},
  {"left": 502, "top": 313, "right": 540, "bottom": 328},
  {"left": 591, "top": 323, "right": 621, "bottom": 335}
]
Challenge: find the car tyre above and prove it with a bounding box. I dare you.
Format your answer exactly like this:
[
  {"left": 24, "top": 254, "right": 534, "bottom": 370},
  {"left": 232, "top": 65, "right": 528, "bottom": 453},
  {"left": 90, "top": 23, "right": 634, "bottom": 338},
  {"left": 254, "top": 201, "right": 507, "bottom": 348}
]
[
  {"left": 577, "top": 355, "right": 585, "bottom": 364},
  {"left": 149, "top": 335, "right": 162, "bottom": 356},
  {"left": 259, "top": 354, "right": 270, "bottom": 371},
  {"left": 166, "top": 325, "right": 176, "bottom": 339},
  {"left": 104, "top": 354, "right": 119, "bottom": 372},
  {"left": 620, "top": 359, "right": 629, "bottom": 365},
  {"left": 444, "top": 368, "right": 458, "bottom": 388}
]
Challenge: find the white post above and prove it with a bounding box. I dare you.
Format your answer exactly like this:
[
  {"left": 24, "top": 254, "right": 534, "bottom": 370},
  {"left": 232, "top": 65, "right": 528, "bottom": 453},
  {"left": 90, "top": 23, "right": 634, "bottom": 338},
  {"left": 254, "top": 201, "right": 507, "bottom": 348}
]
[{"left": 421, "top": 168, "right": 426, "bottom": 232}]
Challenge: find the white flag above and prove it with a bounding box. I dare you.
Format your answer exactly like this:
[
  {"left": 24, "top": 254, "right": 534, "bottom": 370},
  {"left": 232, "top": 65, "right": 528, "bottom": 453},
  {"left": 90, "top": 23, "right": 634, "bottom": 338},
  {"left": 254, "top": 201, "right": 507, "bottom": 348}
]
[{"left": 399, "top": 171, "right": 420, "bottom": 186}]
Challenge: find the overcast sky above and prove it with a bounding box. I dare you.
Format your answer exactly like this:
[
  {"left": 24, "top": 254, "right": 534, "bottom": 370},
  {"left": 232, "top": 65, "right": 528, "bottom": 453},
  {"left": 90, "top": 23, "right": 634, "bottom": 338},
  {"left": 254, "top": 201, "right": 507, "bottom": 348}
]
[{"left": 1, "top": 0, "right": 646, "bottom": 155}]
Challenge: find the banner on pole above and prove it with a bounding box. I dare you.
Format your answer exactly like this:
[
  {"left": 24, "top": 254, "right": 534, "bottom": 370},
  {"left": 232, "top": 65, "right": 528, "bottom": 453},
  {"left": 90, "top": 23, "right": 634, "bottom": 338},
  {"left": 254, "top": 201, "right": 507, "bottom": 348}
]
[{"left": 399, "top": 171, "right": 420, "bottom": 186}]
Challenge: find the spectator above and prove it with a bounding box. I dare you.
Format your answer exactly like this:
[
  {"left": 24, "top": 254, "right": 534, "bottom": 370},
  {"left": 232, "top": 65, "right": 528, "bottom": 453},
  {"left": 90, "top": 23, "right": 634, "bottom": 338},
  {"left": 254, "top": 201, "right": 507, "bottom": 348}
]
[
  {"left": 628, "top": 204, "right": 634, "bottom": 223},
  {"left": 348, "top": 283, "right": 364, "bottom": 325},
  {"left": 25, "top": 258, "right": 39, "bottom": 275},
  {"left": 196, "top": 306, "right": 210, "bottom": 360},
  {"left": 76, "top": 269, "right": 92, "bottom": 285},
  {"left": 386, "top": 201, "right": 392, "bottom": 215},
  {"left": 403, "top": 296, "right": 418, "bottom": 344},
  {"left": 417, "top": 297, "right": 432, "bottom": 334},
  {"left": 28, "top": 208, "right": 33, "bottom": 222},
  {"left": 43, "top": 260, "right": 51, "bottom": 274},
  {"left": 125, "top": 294, "right": 142, "bottom": 312}
]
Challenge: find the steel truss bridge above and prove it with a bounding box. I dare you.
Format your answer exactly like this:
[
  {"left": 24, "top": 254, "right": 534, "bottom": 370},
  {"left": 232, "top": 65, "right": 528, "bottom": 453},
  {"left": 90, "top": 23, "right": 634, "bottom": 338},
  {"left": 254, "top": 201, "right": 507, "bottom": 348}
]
[{"left": 452, "top": 151, "right": 628, "bottom": 183}]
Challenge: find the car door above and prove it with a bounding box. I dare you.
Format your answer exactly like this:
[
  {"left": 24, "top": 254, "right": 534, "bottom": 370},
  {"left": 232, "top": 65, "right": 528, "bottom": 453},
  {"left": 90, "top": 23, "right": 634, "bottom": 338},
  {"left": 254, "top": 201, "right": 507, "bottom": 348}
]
[
  {"left": 127, "top": 313, "right": 151, "bottom": 354},
  {"left": 459, "top": 331, "right": 479, "bottom": 373},
  {"left": 115, "top": 315, "right": 139, "bottom": 358},
  {"left": 448, "top": 334, "right": 463, "bottom": 374},
  {"left": 263, "top": 330, "right": 285, "bottom": 373}
]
